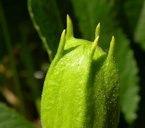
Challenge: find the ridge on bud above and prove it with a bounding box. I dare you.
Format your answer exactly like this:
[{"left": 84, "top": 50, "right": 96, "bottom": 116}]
[{"left": 91, "top": 36, "right": 100, "bottom": 58}]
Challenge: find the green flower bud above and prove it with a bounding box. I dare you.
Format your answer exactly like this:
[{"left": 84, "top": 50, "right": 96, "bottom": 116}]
[{"left": 41, "top": 15, "right": 119, "bottom": 128}]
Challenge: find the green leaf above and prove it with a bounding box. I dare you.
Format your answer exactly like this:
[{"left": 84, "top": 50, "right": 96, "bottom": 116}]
[
  {"left": 123, "top": 0, "right": 144, "bottom": 32},
  {"left": 114, "top": 0, "right": 145, "bottom": 50},
  {"left": 71, "top": 0, "right": 140, "bottom": 124},
  {"left": 0, "top": 102, "right": 35, "bottom": 128},
  {"left": 115, "top": 31, "right": 140, "bottom": 124},
  {"left": 71, "top": 0, "right": 115, "bottom": 41},
  {"left": 135, "top": 0, "right": 145, "bottom": 50},
  {"left": 28, "top": 0, "right": 63, "bottom": 60}
]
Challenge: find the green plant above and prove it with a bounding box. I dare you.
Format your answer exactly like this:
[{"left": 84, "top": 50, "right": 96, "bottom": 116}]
[
  {"left": 1, "top": 0, "right": 145, "bottom": 127},
  {"left": 41, "top": 16, "right": 119, "bottom": 128},
  {"left": 28, "top": 0, "right": 140, "bottom": 126}
]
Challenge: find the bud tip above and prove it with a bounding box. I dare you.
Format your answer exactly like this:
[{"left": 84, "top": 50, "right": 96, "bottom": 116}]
[
  {"left": 108, "top": 36, "right": 115, "bottom": 57},
  {"left": 66, "top": 14, "right": 73, "bottom": 39},
  {"left": 95, "top": 22, "right": 101, "bottom": 37}
]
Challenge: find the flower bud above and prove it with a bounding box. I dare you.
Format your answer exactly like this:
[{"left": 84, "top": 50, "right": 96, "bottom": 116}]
[{"left": 41, "top": 15, "right": 119, "bottom": 128}]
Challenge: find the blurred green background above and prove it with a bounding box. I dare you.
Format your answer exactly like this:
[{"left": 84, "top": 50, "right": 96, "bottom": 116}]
[{"left": 0, "top": 0, "right": 145, "bottom": 128}]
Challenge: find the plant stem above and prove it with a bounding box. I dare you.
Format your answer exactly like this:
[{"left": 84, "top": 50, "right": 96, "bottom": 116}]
[{"left": 0, "top": 1, "right": 26, "bottom": 114}]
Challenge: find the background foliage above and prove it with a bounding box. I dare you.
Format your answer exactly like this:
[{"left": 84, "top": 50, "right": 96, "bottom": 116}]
[{"left": 0, "top": 0, "right": 145, "bottom": 128}]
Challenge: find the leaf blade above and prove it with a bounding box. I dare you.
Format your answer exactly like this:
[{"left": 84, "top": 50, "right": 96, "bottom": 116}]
[
  {"left": 115, "top": 31, "right": 140, "bottom": 123},
  {"left": 0, "top": 102, "right": 35, "bottom": 128},
  {"left": 134, "top": 0, "right": 145, "bottom": 50},
  {"left": 28, "top": 0, "right": 63, "bottom": 60},
  {"left": 123, "top": 0, "right": 144, "bottom": 32}
]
